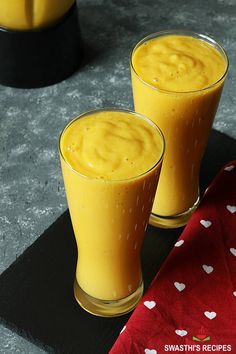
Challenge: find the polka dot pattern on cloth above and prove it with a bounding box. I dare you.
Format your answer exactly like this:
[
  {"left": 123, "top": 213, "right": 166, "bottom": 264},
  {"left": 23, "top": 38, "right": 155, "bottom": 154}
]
[{"left": 110, "top": 161, "right": 236, "bottom": 354}]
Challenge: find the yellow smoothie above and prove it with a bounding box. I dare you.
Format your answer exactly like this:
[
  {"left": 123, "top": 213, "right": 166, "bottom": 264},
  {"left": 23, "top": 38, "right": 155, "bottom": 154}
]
[
  {"left": 131, "top": 32, "right": 228, "bottom": 226},
  {"left": 60, "top": 110, "right": 164, "bottom": 302},
  {"left": 0, "top": 0, "right": 75, "bottom": 30}
]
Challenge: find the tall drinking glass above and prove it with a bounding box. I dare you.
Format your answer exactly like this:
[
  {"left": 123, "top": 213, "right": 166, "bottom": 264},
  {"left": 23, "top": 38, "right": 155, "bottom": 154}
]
[
  {"left": 131, "top": 30, "right": 228, "bottom": 228},
  {"left": 59, "top": 108, "right": 165, "bottom": 316}
]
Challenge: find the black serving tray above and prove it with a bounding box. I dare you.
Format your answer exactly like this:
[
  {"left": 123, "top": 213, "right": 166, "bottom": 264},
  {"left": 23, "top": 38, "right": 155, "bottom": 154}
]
[{"left": 0, "top": 130, "right": 235, "bottom": 354}]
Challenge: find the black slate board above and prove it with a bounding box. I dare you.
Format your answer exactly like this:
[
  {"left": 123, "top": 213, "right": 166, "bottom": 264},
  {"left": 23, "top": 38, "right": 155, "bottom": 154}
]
[{"left": 0, "top": 130, "right": 236, "bottom": 354}]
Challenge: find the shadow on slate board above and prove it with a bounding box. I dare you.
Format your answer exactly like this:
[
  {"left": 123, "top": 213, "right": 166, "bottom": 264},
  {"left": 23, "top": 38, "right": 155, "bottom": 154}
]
[{"left": 0, "top": 129, "right": 235, "bottom": 354}]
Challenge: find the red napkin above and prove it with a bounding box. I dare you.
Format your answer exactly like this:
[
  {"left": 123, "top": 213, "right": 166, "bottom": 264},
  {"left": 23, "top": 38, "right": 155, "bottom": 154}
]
[{"left": 110, "top": 161, "right": 236, "bottom": 354}]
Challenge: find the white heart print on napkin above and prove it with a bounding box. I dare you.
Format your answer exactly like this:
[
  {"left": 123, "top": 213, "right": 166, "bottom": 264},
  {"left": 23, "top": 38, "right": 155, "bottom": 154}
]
[
  {"left": 120, "top": 325, "right": 126, "bottom": 334},
  {"left": 175, "top": 240, "right": 184, "bottom": 247},
  {"left": 204, "top": 311, "right": 217, "bottom": 320},
  {"left": 175, "top": 329, "right": 188, "bottom": 337},
  {"left": 224, "top": 165, "right": 235, "bottom": 172},
  {"left": 230, "top": 248, "right": 236, "bottom": 256},
  {"left": 202, "top": 265, "right": 214, "bottom": 274},
  {"left": 174, "top": 282, "right": 186, "bottom": 292},
  {"left": 226, "top": 205, "right": 236, "bottom": 214},
  {"left": 200, "top": 220, "right": 212, "bottom": 228},
  {"left": 144, "top": 349, "right": 157, "bottom": 354},
  {"left": 144, "top": 301, "right": 156, "bottom": 310}
]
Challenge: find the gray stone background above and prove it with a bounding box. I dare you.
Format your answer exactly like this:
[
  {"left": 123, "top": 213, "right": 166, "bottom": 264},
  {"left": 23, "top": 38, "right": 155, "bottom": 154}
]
[{"left": 0, "top": 0, "right": 236, "bottom": 353}]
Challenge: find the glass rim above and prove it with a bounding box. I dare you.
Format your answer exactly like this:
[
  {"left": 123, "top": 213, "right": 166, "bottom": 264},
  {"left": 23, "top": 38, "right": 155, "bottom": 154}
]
[
  {"left": 130, "top": 29, "right": 229, "bottom": 95},
  {"left": 59, "top": 107, "right": 165, "bottom": 183}
]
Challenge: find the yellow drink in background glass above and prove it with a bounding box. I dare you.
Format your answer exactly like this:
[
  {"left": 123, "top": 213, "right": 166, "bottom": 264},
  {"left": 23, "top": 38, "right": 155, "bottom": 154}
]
[
  {"left": 131, "top": 31, "right": 228, "bottom": 228},
  {"left": 0, "top": 0, "right": 75, "bottom": 30},
  {"left": 59, "top": 109, "right": 165, "bottom": 317}
]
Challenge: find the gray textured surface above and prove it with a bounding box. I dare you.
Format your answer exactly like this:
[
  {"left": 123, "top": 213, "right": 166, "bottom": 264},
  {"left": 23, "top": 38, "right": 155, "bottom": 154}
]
[{"left": 0, "top": 0, "right": 236, "bottom": 353}]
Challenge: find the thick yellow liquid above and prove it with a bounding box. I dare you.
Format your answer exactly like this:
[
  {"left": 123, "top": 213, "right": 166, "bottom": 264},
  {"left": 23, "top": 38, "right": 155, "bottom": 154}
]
[
  {"left": 131, "top": 34, "right": 227, "bottom": 219},
  {"left": 60, "top": 110, "right": 164, "bottom": 300},
  {"left": 0, "top": 0, "right": 75, "bottom": 30}
]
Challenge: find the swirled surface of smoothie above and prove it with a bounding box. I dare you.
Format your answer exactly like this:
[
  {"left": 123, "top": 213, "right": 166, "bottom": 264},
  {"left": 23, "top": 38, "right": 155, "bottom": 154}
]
[
  {"left": 132, "top": 35, "right": 227, "bottom": 92},
  {"left": 61, "top": 111, "right": 163, "bottom": 180}
]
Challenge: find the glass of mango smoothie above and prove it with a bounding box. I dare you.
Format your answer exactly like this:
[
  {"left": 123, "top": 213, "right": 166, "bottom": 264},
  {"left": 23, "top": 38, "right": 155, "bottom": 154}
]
[
  {"left": 59, "top": 108, "right": 165, "bottom": 317},
  {"left": 131, "top": 30, "right": 228, "bottom": 228}
]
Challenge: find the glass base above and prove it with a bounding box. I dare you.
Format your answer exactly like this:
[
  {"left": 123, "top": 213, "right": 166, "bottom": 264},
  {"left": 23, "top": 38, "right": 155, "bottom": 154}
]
[
  {"left": 74, "top": 279, "right": 144, "bottom": 317},
  {"left": 149, "top": 196, "right": 200, "bottom": 229}
]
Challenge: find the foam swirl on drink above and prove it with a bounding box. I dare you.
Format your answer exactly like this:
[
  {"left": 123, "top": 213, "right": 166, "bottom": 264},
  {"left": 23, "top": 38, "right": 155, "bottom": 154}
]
[
  {"left": 60, "top": 111, "right": 163, "bottom": 180},
  {"left": 132, "top": 35, "right": 227, "bottom": 92}
]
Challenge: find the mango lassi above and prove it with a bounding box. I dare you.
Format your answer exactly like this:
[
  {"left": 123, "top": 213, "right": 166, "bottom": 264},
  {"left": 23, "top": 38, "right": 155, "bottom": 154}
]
[
  {"left": 131, "top": 31, "right": 228, "bottom": 228},
  {"left": 59, "top": 109, "right": 164, "bottom": 316}
]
